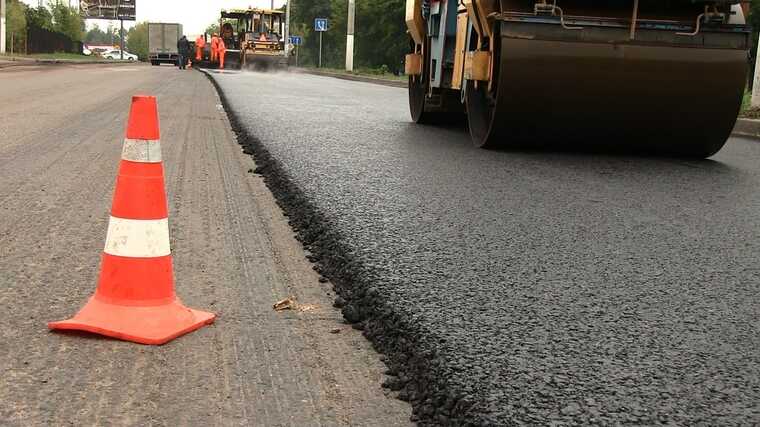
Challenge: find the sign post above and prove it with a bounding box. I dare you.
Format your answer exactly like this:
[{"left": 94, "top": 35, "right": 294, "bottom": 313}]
[
  {"left": 346, "top": 0, "right": 355, "bottom": 71},
  {"left": 284, "top": 0, "right": 291, "bottom": 56},
  {"left": 314, "top": 18, "right": 328, "bottom": 68},
  {"left": 289, "top": 36, "right": 302, "bottom": 67}
]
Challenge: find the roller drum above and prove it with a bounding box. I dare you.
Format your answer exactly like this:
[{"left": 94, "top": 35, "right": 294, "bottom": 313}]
[{"left": 468, "top": 21, "right": 748, "bottom": 157}]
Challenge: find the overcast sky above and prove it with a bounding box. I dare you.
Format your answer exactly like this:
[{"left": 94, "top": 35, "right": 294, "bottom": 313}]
[{"left": 20, "top": 0, "right": 287, "bottom": 36}]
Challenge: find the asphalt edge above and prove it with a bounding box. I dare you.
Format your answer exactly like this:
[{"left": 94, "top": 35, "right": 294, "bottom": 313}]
[
  {"left": 294, "top": 67, "right": 407, "bottom": 88},
  {"left": 201, "top": 69, "right": 482, "bottom": 426},
  {"left": 733, "top": 118, "right": 760, "bottom": 139}
]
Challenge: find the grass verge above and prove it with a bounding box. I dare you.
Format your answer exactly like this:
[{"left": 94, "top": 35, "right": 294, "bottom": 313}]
[{"left": 741, "top": 91, "right": 760, "bottom": 119}]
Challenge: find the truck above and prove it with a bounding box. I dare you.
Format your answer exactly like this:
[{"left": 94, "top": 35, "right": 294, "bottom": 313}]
[
  {"left": 405, "top": 0, "right": 750, "bottom": 157},
  {"left": 148, "top": 22, "right": 183, "bottom": 66}
]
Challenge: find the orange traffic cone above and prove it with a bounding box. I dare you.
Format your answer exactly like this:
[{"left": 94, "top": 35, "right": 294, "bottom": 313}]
[{"left": 49, "top": 95, "right": 215, "bottom": 345}]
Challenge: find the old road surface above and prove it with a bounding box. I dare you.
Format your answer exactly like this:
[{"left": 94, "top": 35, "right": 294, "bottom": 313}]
[
  {"left": 208, "top": 70, "right": 760, "bottom": 425},
  {"left": 0, "top": 64, "right": 411, "bottom": 426}
]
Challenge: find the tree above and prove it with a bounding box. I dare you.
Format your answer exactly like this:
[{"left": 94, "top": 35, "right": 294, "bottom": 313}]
[
  {"left": 49, "top": 0, "right": 84, "bottom": 42},
  {"left": 355, "top": 0, "right": 406, "bottom": 72},
  {"left": 5, "top": 0, "right": 27, "bottom": 54},
  {"left": 126, "top": 22, "right": 148, "bottom": 60},
  {"left": 25, "top": 6, "right": 53, "bottom": 31},
  {"left": 85, "top": 23, "right": 119, "bottom": 45},
  {"left": 287, "top": 0, "right": 407, "bottom": 71},
  {"left": 204, "top": 22, "right": 220, "bottom": 36}
]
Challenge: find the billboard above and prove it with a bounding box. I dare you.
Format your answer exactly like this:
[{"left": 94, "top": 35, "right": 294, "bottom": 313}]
[{"left": 80, "top": 0, "right": 136, "bottom": 21}]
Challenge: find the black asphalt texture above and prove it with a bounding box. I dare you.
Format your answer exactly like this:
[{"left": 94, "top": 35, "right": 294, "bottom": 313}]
[{"left": 208, "top": 70, "right": 760, "bottom": 425}]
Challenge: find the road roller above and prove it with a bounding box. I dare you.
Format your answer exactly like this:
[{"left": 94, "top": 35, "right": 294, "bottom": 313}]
[
  {"left": 217, "top": 8, "right": 291, "bottom": 71},
  {"left": 405, "top": 1, "right": 751, "bottom": 157}
]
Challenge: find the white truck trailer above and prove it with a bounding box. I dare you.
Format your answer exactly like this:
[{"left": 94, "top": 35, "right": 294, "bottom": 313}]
[{"left": 148, "top": 22, "right": 183, "bottom": 66}]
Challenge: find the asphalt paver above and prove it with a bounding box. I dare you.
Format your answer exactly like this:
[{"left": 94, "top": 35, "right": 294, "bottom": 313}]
[
  {"left": 0, "top": 64, "right": 411, "bottom": 426},
  {"left": 209, "top": 70, "right": 760, "bottom": 425}
]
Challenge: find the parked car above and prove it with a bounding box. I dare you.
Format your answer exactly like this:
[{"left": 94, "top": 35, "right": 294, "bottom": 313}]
[
  {"left": 82, "top": 47, "right": 92, "bottom": 56},
  {"left": 102, "top": 50, "right": 138, "bottom": 61}
]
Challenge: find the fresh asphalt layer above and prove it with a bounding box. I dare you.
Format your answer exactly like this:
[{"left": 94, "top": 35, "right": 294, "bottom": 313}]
[{"left": 209, "top": 70, "right": 760, "bottom": 425}]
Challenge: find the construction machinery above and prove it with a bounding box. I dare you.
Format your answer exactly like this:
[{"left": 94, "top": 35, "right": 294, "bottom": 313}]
[
  {"left": 216, "top": 8, "right": 291, "bottom": 70},
  {"left": 405, "top": 1, "right": 751, "bottom": 157}
]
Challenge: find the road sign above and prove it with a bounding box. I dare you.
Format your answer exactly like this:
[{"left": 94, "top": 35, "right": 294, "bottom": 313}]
[
  {"left": 289, "top": 36, "right": 302, "bottom": 46},
  {"left": 80, "top": 0, "right": 136, "bottom": 21},
  {"left": 314, "top": 18, "right": 328, "bottom": 32}
]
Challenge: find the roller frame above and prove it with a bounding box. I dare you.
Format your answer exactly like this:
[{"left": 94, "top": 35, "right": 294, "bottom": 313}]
[{"left": 406, "top": 0, "right": 750, "bottom": 156}]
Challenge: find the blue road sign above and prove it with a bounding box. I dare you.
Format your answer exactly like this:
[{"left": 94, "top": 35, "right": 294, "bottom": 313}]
[
  {"left": 289, "top": 36, "right": 303, "bottom": 46},
  {"left": 314, "top": 18, "right": 328, "bottom": 32}
]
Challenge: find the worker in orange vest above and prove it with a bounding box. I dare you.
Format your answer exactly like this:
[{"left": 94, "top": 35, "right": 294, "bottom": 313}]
[
  {"left": 210, "top": 33, "right": 220, "bottom": 63},
  {"left": 195, "top": 34, "right": 206, "bottom": 61},
  {"left": 218, "top": 37, "right": 226, "bottom": 69}
]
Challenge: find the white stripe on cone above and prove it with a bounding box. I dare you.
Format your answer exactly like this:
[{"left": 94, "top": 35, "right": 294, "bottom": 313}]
[
  {"left": 121, "top": 139, "right": 162, "bottom": 163},
  {"left": 104, "top": 217, "right": 171, "bottom": 258}
]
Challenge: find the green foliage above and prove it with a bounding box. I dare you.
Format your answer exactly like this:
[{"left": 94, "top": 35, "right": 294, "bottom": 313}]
[
  {"left": 287, "top": 0, "right": 407, "bottom": 72},
  {"left": 25, "top": 6, "right": 53, "bottom": 31},
  {"left": 5, "top": 0, "right": 27, "bottom": 53},
  {"left": 126, "top": 22, "right": 149, "bottom": 60},
  {"left": 48, "top": 0, "right": 84, "bottom": 42},
  {"left": 355, "top": 0, "right": 406, "bottom": 72},
  {"left": 6, "top": 0, "right": 27, "bottom": 34},
  {"left": 750, "top": 3, "right": 760, "bottom": 53},
  {"left": 85, "top": 24, "right": 119, "bottom": 45},
  {"left": 205, "top": 22, "right": 220, "bottom": 36}
]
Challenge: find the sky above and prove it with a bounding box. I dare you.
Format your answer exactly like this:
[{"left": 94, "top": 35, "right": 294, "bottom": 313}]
[{"left": 20, "top": 0, "right": 287, "bottom": 36}]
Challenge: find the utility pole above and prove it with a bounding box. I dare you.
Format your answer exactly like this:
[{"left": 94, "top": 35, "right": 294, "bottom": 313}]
[
  {"left": 345, "top": 0, "right": 354, "bottom": 71},
  {"left": 120, "top": 19, "right": 124, "bottom": 59},
  {"left": 753, "top": 42, "right": 760, "bottom": 108},
  {"left": 1, "top": 0, "right": 6, "bottom": 55},
  {"left": 284, "top": 0, "right": 290, "bottom": 56}
]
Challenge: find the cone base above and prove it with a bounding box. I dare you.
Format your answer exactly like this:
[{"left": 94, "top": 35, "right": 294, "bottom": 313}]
[{"left": 48, "top": 296, "right": 215, "bottom": 345}]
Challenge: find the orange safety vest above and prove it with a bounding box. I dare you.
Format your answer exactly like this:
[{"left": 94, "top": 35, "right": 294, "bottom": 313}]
[
  {"left": 211, "top": 36, "right": 219, "bottom": 50},
  {"left": 196, "top": 36, "right": 206, "bottom": 48},
  {"left": 217, "top": 38, "right": 226, "bottom": 51}
]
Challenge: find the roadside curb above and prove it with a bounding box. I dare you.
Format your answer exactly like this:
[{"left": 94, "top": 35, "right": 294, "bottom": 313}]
[
  {"left": 0, "top": 57, "right": 137, "bottom": 69},
  {"left": 294, "top": 68, "right": 407, "bottom": 88},
  {"left": 733, "top": 118, "right": 760, "bottom": 139}
]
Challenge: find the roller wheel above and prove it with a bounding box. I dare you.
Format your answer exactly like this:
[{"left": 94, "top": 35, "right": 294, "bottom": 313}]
[
  {"left": 409, "top": 73, "right": 429, "bottom": 123},
  {"left": 465, "top": 25, "right": 503, "bottom": 148},
  {"left": 408, "top": 37, "right": 433, "bottom": 123}
]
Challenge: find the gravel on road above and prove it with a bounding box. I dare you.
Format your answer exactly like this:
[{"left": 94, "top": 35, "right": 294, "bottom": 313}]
[{"left": 209, "top": 69, "right": 760, "bottom": 425}]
